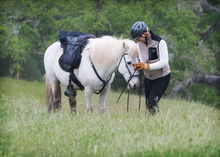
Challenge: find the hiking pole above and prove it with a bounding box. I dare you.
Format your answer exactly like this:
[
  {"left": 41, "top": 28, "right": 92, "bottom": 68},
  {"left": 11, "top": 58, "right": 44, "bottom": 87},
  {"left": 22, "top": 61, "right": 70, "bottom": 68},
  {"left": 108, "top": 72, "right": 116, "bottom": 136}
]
[{"left": 116, "top": 69, "right": 137, "bottom": 104}]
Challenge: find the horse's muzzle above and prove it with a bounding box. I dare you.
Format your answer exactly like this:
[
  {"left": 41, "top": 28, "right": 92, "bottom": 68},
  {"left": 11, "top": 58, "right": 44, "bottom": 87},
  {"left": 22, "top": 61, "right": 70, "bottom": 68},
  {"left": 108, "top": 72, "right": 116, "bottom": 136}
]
[{"left": 129, "top": 83, "right": 139, "bottom": 90}]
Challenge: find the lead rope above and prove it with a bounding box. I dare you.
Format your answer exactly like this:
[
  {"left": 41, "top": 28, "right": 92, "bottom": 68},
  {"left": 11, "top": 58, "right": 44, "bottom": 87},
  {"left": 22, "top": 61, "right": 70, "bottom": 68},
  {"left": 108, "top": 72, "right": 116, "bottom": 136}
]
[
  {"left": 116, "top": 70, "right": 137, "bottom": 105},
  {"left": 126, "top": 70, "right": 141, "bottom": 115},
  {"left": 116, "top": 69, "right": 142, "bottom": 116},
  {"left": 138, "top": 70, "right": 142, "bottom": 117},
  {"left": 127, "top": 90, "right": 130, "bottom": 113}
]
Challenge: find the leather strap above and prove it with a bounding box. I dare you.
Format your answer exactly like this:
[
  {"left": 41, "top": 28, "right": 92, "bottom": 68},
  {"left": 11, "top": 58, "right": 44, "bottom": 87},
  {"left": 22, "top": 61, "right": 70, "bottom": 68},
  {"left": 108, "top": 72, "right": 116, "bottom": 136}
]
[{"left": 89, "top": 56, "right": 112, "bottom": 94}]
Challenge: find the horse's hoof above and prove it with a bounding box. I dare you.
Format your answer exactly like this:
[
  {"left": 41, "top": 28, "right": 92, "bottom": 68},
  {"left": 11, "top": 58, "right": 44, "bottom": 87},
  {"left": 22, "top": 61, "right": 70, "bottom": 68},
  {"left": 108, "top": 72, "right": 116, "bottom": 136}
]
[
  {"left": 86, "top": 106, "right": 93, "bottom": 113},
  {"left": 99, "top": 107, "right": 105, "bottom": 114},
  {"left": 71, "top": 109, "right": 76, "bottom": 114}
]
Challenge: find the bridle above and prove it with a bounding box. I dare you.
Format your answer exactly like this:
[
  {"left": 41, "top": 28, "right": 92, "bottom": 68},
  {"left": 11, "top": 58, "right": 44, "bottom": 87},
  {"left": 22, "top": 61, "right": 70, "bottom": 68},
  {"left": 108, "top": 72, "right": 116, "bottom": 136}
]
[
  {"left": 89, "top": 52, "right": 138, "bottom": 94},
  {"left": 117, "top": 53, "right": 139, "bottom": 81},
  {"left": 116, "top": 54, "right": 142, "bottom": 115},
  {"left": 116, "top": 53, "right": 140, "bottom": 104},
  {"left": 89, "top": 52, "right": 142, "bottom": 114},
  {"left": 116, "top": 69, "right": 142, "bottom": 115}
]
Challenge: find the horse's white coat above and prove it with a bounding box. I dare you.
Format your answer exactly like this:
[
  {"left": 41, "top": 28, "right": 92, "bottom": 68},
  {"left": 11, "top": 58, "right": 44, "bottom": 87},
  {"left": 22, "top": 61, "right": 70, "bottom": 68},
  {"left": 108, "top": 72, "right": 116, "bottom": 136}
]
[{"left": 44, "top": 36, "right": 139, "bottom": 112}]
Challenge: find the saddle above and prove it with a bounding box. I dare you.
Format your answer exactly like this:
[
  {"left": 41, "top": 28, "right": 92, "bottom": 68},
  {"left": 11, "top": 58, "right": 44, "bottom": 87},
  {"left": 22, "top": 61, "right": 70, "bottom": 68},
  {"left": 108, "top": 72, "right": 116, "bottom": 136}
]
[
  {"left": 58, "top": 31, "right": 96, "bottom": 97},
  {"left": 59, "top": 31, "right": 95, "bottom": 72}
]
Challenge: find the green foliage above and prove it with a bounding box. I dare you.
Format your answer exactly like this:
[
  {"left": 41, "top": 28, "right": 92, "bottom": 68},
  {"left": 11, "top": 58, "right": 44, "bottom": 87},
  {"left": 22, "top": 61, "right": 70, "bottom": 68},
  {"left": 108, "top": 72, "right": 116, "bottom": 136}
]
[
  {"left": 0, "top": 78, "right": 220, "bottom": 156},
  {"left": 20, "top": 55, "right": 43, "bottom": 81},
  {"left": 179, "top": 83, "right": 220, "bottom": 108},
  {"left": 0, "top": 0, "right": 219, "bottom": 106}
]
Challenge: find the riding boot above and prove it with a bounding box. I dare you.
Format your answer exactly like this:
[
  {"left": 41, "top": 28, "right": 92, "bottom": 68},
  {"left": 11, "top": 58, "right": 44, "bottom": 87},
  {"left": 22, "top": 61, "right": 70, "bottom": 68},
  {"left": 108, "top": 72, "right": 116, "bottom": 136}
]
[
  {"left": 146, "top": 105, "right": 160, "bottom": 116},
  {"left": 146, "top": 97, "right": 160, "bottom": 116},
  {"left": 146, "top": 103, "right": 159, "bottom": 116},
  {"left": 64, "top": 84, "right": 76, "bottom": 97},
  {"left": 148, "top": 106, "right": 156, "bottom": 115}
]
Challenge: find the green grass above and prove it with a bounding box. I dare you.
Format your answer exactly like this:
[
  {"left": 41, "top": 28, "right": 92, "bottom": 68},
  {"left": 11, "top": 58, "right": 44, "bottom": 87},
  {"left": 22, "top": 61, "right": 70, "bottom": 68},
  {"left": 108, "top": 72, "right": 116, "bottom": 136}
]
[{"left": 0, "top": 77, "right": 220, "bottom": 157}]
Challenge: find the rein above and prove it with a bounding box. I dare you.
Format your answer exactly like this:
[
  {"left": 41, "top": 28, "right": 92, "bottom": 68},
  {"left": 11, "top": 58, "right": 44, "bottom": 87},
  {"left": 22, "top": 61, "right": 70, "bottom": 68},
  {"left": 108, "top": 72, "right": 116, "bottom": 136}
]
[
  {"left": 116, "top": 69, "right": 137, "bottom": 104},
  {"left": 89, "top": 52, "right": 137, "bottom": 95},
  {"left": 116, "top": 70, "right": 142, "bottom": 114},
  {"left": 138, "top": 70, "right": 142, "bottom": 115}
]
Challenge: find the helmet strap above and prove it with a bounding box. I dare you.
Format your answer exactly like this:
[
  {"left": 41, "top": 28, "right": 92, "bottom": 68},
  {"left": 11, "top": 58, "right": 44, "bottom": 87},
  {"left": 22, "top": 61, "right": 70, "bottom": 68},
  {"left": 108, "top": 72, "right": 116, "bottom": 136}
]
[
  {"left": 145, "top": 36, "right": 148, "bottom": 46},
  {"left": 143, "top": 32, "right": 149, "bottom": 46}
]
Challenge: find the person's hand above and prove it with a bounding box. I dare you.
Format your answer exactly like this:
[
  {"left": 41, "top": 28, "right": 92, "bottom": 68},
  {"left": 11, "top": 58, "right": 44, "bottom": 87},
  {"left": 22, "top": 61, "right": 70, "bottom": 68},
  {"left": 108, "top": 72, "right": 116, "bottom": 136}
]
[{"left": 132, "top": 62, "right": 150, "bottom": 70}]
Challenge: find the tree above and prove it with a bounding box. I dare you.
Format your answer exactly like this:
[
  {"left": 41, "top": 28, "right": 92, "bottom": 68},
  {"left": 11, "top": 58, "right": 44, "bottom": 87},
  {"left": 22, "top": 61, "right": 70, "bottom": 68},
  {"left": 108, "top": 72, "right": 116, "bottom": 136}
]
[
  {"left": 168, "top": 0, "right": 220, "bottom": 98},
  {"left": 200, "top": 0, "right": 220, "bottom": 42},
  {"left": 0, "top": 0, "right": 219, "bottom": 107}
]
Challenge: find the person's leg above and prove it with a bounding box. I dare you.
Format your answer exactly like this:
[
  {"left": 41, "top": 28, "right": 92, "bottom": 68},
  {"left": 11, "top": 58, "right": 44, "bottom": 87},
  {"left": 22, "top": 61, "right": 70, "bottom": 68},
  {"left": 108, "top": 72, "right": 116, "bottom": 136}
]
[
  {"left": 148, "top": 74, "right": 170, "bottom": 113},
  {"left": 144, "top": 77, "right": 152, "bottom": 109}
]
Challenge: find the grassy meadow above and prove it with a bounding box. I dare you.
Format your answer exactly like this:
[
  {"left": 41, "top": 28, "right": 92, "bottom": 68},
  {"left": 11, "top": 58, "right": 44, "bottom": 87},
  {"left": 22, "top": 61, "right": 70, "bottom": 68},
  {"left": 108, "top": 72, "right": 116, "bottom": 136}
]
[{"left": 0, "top": 77, "right": 220, "bottom": 157}]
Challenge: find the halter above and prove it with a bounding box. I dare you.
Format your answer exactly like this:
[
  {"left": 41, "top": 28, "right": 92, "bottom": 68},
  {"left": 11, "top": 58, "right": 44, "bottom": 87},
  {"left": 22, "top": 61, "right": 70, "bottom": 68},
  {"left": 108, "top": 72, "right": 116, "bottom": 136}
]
[
  {"left": 116, "top": 55, "right": 141, "bottom": 114},
  {"left": 117, "top": 53, "right": 139, "bottom": 80},
  {"left": 89, "top": 52, "right": 138, "bottom": 94}
]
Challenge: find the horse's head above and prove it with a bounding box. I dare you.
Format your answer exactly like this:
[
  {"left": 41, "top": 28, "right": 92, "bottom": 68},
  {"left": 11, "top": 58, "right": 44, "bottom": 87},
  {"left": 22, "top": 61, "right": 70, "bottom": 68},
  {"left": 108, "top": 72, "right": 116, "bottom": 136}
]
[{"left": 117, "top": 40, "right": 140, "bottom": 90}]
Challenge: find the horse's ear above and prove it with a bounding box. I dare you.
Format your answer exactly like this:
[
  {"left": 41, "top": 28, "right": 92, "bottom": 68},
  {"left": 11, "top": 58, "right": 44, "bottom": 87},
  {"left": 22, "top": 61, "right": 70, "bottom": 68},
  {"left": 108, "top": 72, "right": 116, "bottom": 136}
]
[{"left": 123, "top": 42, "right": 128, "bottom": 52}]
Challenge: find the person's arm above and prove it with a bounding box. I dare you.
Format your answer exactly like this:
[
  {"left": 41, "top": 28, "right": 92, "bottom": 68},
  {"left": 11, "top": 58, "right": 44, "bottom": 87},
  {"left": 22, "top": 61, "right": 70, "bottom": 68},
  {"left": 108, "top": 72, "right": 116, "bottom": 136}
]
[
  {"left": 150, "top": 39, "right": 169, "bottom": 70},
  {"left": 133, "top": 40, "right": 169, "bottom": 71},
  {"left": 138, "top": 43, "right": 143, "bottom": 62}
]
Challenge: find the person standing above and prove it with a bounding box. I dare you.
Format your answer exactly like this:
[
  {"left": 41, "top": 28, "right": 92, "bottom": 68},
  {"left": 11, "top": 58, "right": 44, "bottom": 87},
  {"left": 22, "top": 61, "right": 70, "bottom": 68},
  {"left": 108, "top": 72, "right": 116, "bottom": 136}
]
[{"left": 131, "top": 21, "right": 171, "bottom": 115}]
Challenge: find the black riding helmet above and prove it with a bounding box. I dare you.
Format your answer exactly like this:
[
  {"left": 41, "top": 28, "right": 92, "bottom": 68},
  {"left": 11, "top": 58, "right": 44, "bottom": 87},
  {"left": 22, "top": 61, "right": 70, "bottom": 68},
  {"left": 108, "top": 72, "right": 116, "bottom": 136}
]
[{"left": 130, "top": 21, "right": 148, "bottom": 40}]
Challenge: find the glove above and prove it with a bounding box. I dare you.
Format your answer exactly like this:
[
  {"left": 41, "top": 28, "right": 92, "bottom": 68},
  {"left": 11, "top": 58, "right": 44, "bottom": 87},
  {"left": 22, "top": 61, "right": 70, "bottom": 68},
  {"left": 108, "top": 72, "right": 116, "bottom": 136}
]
[{"left": 133, "top": 62, "right": 150, "bottom": 70}]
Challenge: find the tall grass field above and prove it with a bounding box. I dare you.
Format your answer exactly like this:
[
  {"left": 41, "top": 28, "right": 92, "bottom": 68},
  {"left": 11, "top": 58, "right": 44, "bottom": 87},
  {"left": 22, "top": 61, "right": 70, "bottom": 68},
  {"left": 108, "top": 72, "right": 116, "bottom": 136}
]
[{"left": 0, "top": 77, "right": 220, "bottom": 157}]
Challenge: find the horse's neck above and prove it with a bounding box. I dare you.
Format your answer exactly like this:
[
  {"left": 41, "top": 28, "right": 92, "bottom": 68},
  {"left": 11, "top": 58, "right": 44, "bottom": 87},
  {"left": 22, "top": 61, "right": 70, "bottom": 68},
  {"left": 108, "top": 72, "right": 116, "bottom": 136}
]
[
  {"left": 91, "top": 53, "right": 122, "bottom": 80},
  {"left": 92, "top": 58, "right": 118, "bottom": 81},
  {"left": 102, "top": 64, "right": 117, "bottom": 80},
  {"left": 87, "top": 38, "right": 124, "bottom": 80}
]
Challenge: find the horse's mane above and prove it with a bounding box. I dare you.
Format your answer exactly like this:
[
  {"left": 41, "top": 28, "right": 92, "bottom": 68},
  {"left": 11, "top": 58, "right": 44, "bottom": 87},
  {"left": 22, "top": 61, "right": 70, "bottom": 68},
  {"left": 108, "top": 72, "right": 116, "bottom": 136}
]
[
  {"left": 87, "top": 36, "right": 138, "bottom": 67},
  {"left": 121, "top": 38, "right": 139, "bottom": 58}
]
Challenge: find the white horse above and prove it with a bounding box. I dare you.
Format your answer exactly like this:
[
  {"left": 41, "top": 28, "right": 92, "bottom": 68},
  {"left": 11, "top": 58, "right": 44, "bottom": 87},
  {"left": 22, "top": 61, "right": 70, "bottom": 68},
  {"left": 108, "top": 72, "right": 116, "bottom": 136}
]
[{"left": 44, "top": 36, "right": 139, "bottom": 113}]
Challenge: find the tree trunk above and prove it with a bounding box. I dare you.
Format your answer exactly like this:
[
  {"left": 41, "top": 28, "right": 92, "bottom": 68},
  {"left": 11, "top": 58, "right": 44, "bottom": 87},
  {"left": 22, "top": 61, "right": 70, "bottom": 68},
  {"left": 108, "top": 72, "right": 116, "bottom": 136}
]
[
  {"left": 199, "top": 18, "right": 220, "bottom": 42},
  {"left": 199, "top": 0, "right": 220, "bottom": 42},
  {"left": 168, "top": 75, "right": 220, "bottom": 98},
  {"left": 95, "top": 0, "right": 102, "bottom": 37}
]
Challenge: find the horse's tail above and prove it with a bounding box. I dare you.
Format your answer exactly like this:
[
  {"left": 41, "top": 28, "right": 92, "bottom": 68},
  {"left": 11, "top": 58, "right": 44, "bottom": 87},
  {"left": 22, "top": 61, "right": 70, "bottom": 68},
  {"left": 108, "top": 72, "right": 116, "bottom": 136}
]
[{"left": 44, "top": 74, "right": 53, "bottom": 112}]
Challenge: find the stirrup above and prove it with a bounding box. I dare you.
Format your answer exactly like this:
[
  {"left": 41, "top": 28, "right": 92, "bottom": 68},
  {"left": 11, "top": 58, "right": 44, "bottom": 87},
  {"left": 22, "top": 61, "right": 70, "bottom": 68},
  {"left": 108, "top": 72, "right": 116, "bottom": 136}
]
[{"left": 64, "top": 84, "right": 76, "bottom": 97}]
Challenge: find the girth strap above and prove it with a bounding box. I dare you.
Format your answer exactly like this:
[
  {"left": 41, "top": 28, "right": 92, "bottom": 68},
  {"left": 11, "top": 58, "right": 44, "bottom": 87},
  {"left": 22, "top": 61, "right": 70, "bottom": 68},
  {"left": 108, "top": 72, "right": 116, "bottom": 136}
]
[
  {"left": 69, "top": 71, "right": 84, "bottom": 91},
  {"left": 89, "top": 56, "right": 112, "bottom": 94}
]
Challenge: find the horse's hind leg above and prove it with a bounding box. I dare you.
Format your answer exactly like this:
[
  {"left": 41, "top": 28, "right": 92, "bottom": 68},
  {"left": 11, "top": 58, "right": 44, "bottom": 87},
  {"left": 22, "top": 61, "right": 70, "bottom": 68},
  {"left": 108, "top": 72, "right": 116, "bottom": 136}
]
[
  {"left": 51, "top": 79, "right": 62, "bottom": 111},
  {"left": 69, "top": 94, "right": 77, "bottom": 114},
  {"left": 45, "top": 75, "right": 53, "bottom": 113}
]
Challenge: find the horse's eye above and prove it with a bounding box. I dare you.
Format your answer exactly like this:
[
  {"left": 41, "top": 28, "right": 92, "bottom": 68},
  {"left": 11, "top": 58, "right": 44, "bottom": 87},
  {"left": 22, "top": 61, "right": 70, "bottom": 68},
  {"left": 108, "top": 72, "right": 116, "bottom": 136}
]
[{"left": 127, "top": 61, "right": 132, "bottom": 65}]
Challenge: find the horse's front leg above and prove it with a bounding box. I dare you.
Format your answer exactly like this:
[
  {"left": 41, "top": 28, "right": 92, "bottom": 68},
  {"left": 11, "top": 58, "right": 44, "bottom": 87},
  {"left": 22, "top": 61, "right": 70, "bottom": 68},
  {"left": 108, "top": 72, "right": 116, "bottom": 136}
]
[
  {"left": 69, "top": 93, "right": 77, "bottom": 114},
  {"left": 99, "top": 84, "right": 111, "bottom": 114},
  {"left": 85, "top": 87, "right": 93, "bottom": 112}
]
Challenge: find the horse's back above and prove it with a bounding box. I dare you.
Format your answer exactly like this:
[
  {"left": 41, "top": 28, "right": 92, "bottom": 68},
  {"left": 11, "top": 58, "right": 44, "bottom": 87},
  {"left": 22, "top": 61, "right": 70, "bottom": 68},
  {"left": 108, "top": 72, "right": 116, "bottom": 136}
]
[
  {"left": 44, "top": 41, "right": 62, "bottom": 61},
  {"left": 44, "top": 42, "right": 63, "bottom": 79}
]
